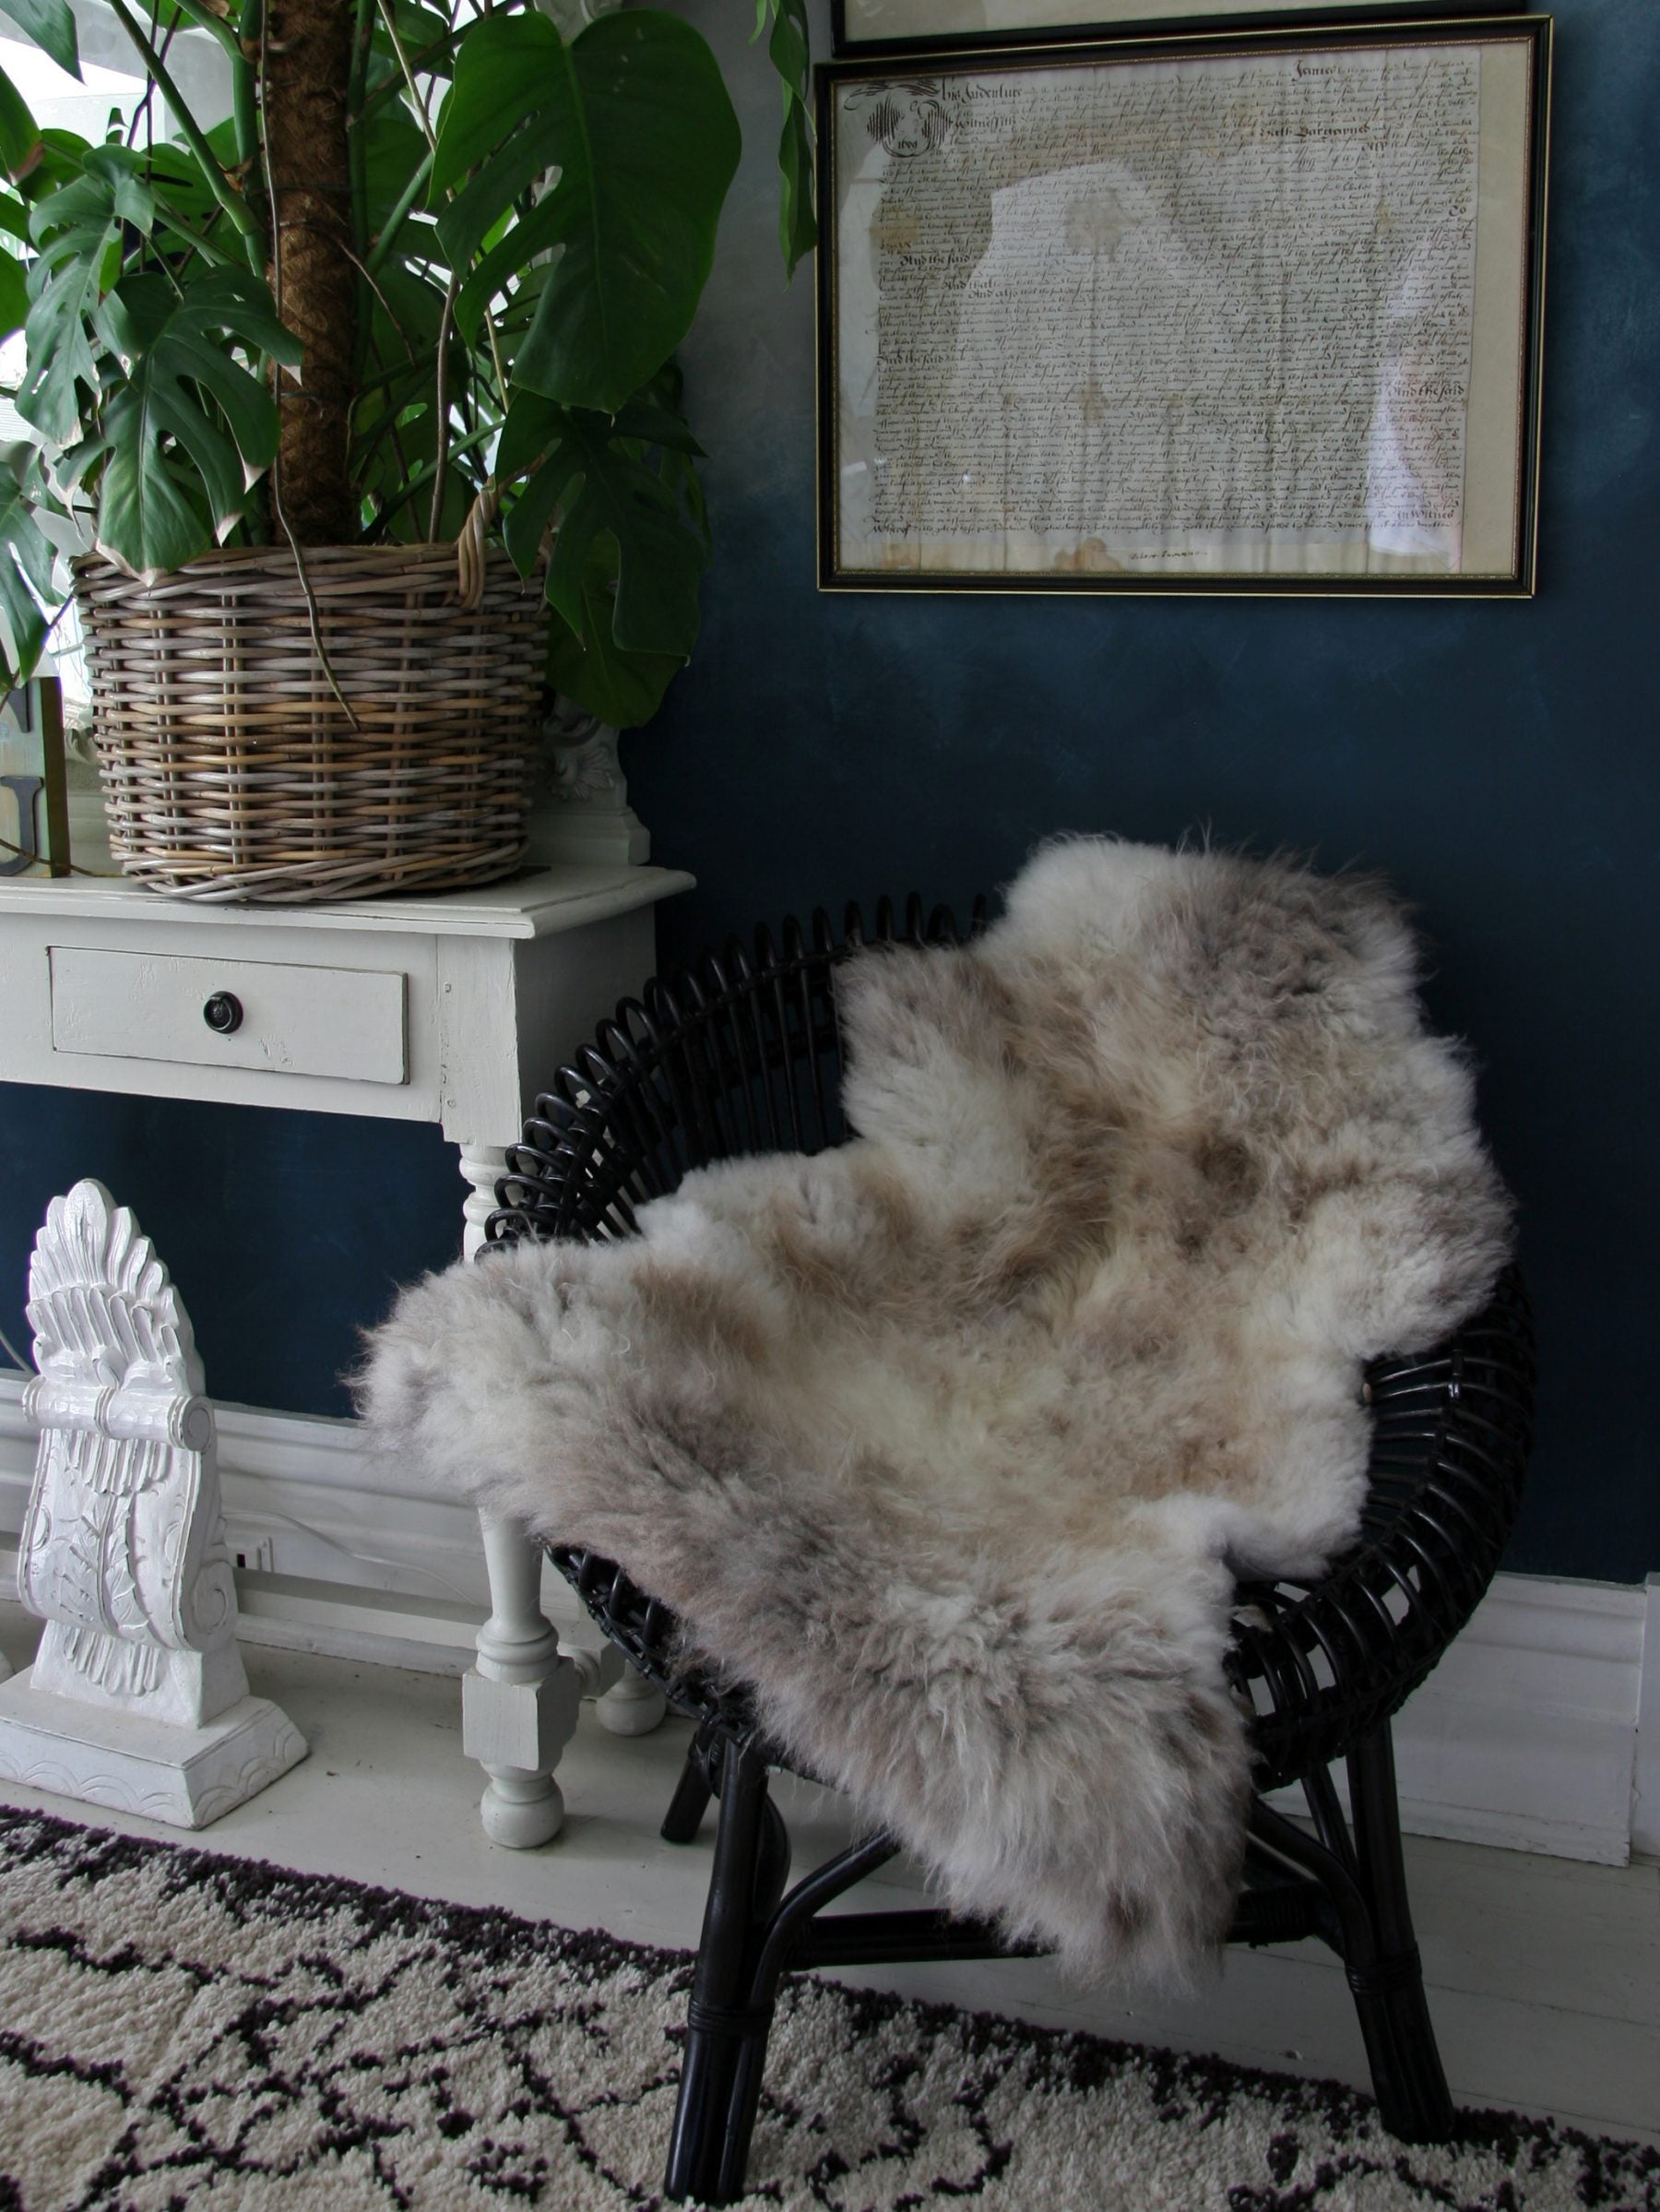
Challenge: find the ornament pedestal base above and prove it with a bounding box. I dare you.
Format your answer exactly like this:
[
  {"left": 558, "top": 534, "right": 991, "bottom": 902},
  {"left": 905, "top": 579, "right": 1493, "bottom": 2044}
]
[{"left": 0, "top": 1672, "right": 306, "bottom": 1830}]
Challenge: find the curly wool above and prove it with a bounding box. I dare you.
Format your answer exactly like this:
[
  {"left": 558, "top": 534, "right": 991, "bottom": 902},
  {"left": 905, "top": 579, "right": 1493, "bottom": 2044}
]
[{"left": 358, "top": 839, "right": 1512, "bottom": 1986}]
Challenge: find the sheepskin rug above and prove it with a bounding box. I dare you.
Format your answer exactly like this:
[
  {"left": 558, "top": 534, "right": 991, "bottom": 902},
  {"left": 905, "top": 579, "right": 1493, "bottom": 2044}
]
[{"left": 360, "top": 839, "right": 1512, "bottom": 1986}]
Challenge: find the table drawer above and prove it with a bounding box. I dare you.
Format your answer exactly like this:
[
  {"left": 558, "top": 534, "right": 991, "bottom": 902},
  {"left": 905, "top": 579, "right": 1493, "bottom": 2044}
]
[{"left": 49, "top": 946, "right": 408, "bottom": 1086}]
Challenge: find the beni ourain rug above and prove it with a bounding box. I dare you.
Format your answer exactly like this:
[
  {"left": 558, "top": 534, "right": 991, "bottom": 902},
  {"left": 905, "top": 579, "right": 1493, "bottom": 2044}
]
[{"left": 2, "top": 1811, "right": 1656, "bottom": 2212}]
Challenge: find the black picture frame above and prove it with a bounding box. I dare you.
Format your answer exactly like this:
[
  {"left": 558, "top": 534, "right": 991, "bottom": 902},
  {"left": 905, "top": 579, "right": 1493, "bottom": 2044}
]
[{"left": 817, "top": 14, "right": 1550, "bottom": 600}]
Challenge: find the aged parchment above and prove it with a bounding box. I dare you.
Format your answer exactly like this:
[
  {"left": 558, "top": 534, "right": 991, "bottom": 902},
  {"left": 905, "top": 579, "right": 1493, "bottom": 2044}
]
[{"left": 833, "top": 42, "right": 1531, "bottom": 579}]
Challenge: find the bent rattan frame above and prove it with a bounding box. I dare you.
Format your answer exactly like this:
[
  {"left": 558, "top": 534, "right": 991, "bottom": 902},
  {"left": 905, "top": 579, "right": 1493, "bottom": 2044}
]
[
  {"left": 75, "top": 545, "right": 544, "bottom": 903},
  {"left": 485, "top": 895, "right": 1536, "bottom": 2206}
]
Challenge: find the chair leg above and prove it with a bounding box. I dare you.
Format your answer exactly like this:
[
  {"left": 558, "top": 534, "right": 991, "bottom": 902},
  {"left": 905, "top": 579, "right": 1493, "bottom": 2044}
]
[
  {"left": 663, "top": 1742, "right": 788, "bottom": 2206},
  {"left": 661, "top": 1718, "right": 717, "bottom": 1844},
  {"left": 1344, "top": 1721, "right": 1454, "bottom": 2145},
  {"left": 712, "top": 1829, "right": 903, "bottom": 2204}
]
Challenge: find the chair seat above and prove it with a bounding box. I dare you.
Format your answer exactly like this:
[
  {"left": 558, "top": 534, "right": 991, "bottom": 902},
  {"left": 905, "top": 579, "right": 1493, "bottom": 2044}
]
[{"left": 544, "top": 1265, "right": 1532, "bottom": 1796}]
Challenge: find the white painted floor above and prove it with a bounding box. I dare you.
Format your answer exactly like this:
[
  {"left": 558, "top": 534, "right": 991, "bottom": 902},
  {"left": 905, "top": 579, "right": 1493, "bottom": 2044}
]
[{"left": 1, "top": 1601, "right": 1655, "bottom": 2151}]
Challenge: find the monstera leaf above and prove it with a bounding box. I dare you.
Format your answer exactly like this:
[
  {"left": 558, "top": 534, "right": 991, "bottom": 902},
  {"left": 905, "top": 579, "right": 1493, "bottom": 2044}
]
[
  {"left": 0, "top": 60, "right": 41, "bottom": 181},
  {"left": 0, "top": 242, "right": 25, "bottom": 338},
  {"left": 542, "top": 540, "right": 685, "bottom": 730},
  {"left": 499, "top": 388, "right": 706, "bottom": 657},
  {"left": 90, "top": 268, "right": 302, "bottom": 578},
  {"left": 755, "top": 0, "right": 814, "bottom": 275},
  {"left": 0, "top": 0, "right": 78, "bottom": 77},
  {"left": 432, "top": 9, "right": 740, "bottom": 415},
  {"left": 497, "top": 385, "right": 708, "bottom": 725},
  {"left": 0, "top": 443, "right": 58, "bottom": 682},
  {"left": 18, "top": 148, "right": 154, "bottom": 445}
]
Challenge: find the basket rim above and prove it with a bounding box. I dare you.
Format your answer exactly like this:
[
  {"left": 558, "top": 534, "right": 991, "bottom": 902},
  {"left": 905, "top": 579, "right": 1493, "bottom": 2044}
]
[{"left": 70, "top": 542, "right": 512, "bottom": 583}]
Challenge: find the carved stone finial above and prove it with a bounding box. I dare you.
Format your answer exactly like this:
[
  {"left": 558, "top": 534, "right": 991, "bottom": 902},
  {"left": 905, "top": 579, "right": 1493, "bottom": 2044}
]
[
  {"left": 0, "top": 1180, "right": 306, "bottom": 1826},
  {"left": 528, "top": 700, "right": 650, "bottom": 868}
]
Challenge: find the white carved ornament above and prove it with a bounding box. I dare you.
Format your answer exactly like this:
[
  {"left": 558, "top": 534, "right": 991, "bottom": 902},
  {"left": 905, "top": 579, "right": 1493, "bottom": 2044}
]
[
  {"left": 534, "top": 699, "right": 648, "bottom": 867},
  {"left": 18, "top": 1180, "right": 243, "bottom": 1727}
]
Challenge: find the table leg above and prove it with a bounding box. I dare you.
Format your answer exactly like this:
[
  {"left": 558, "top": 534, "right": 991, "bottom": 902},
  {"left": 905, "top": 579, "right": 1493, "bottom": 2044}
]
[
  {"left": 598, "top": 1665, "right": 669, "bottom": 1736},
  {"left": 456, "top": 1142, "right": 666, "bottom": 1841},
  {"left": 458, "top": 1143, "right": 580, "bottom": 1848},
  {"left": 457, "top": 1143, "right": 510, "bottom": 1260},
  {"left": 464, "top": 1512, "right": 580, "bottom": 1847}
]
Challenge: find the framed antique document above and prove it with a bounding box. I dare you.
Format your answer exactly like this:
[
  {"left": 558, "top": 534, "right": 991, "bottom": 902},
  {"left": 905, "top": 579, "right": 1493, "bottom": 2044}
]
[{"left": 818, "top": 16, "right": 1550, "bottom": 596}]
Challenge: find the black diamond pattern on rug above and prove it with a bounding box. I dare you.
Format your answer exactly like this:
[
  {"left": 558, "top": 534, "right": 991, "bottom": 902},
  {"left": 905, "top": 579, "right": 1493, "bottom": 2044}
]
[{"left": 0, "top": 1806, "right": 1654, "bottom": 2210}]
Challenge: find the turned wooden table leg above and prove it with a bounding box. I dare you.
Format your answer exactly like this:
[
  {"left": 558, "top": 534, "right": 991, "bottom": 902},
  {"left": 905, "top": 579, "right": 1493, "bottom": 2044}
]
[
  {"left": 458, "top": 1143, "right": 581, "bottom": 1847},
  {"left": 457, "top": 1142, "right": 511, "bottom": 1262},
  {"left": 598, "top": 1665, "right": 669, "bottom": 1736},
  {"left": 457, "top": 1141, "right": 664, "bottom": 1840},
  {"left": 466, "top": 1511, "right": 580, "bottom": 1847}
]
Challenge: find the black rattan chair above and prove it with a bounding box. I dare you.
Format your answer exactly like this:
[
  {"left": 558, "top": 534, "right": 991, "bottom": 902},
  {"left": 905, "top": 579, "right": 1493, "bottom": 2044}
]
[{"left": 487, "top": 896, "right": 1536, "bottom": 2209}]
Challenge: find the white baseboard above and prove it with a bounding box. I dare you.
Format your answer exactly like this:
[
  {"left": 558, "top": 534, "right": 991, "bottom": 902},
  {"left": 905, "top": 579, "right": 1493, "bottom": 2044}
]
[
  {"left": 1387, "top": 1574, "right": 1644, "bottom": 1866},
  {"left": 1634, "top": 1574, "right": 1660, "bottom": 1860},
  {"left": 1, "top": 1372, "right": 1653, "bottom": 1865}
]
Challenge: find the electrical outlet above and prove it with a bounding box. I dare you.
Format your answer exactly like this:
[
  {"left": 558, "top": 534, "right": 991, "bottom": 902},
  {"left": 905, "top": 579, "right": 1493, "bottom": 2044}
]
[{"left": 231, "top": 1538, "right": 275, "bottom": 1575}]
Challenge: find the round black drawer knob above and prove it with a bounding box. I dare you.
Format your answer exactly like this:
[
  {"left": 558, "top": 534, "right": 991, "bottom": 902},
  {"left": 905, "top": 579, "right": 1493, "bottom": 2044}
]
[{"left": 203, "top": 992, "right": 243, "bottom": 1036}]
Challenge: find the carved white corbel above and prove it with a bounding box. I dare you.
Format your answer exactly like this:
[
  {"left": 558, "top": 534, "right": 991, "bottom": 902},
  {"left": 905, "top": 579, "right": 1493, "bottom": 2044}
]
[
  {"left": 528, "top": 701, "right": 650, "bottom": 869},
  {"left": 0, "top": 1181, "right": 306, "bottom": 1826}
]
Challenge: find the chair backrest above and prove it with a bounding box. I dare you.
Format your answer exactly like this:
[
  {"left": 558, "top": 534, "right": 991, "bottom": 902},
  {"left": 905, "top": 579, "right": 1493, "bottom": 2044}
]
[
  {"left": 489, "top": 898, "right": 1535, "bottom": 1790},
  {"left": 1232, "top": 1270, "right": 1533, "bottom": 1780},
  {"left": 491, "top": 897, "right": 984, "bottom": 1248}
]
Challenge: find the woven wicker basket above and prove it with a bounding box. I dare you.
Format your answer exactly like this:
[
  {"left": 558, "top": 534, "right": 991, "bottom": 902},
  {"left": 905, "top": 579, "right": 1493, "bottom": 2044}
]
[{"left": 73, "top": 543, "right": 546, "bottom": 903}]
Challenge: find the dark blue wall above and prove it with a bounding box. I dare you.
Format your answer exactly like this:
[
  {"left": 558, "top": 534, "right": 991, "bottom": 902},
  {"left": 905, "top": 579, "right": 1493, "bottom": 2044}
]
[
  {"left": 2, "top": 0, "right": 1655, "bottom": 1582},
  {"left": 0, "top": 1090, "right": 466, "bottom": 1419},
  {"left": 629, "top": 0, "right": 1660, "bottom": 1588}
]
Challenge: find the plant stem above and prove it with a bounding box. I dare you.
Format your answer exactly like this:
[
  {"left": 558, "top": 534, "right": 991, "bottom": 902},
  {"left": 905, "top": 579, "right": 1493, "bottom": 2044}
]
[
  {"left": 346, "top": 0, "right": 374, "bottom": 392},
  {"left": 374, "top": 0, "right": 507, "bottom": 406},
  {"left": 164, "top": 0, "right": 244, "bottom": 61},
  {"left": 359, "top": 334, "right": 418, "bottom": 534},
  {"left": 375, "top": 419, "right": 495, "bottom": 535},
  {"left": 478, "top": 308, "right": 508, "bottom": 422},
  {"left": 374, "top": 0, "right": 509, "bottom": 421},
  {"left": 232, "top": 0, "right": 268, "bottom": 535},
  {"left": 374, "top": 0, "right": 436, "bottom": 155},
  {"left": 356, "top": 4, "right": 528, "bottom": 126},
  {"left": 150, "top": 198, "right": 235, "bottom": 273},
  {"left": 174, "top": 0, "right": 261, "bottom": 236},
  {"left": 428, "top": 270, "right": 457, "bottom": 539},
  {"left": 351, "top": 347, "right": 442, "bottom": 419},
  {"left": 363, "top": 146, "right": 433, "bottom": 278},
  {"left": 229, "top": 0, "right": 261, "bottom": 274},
  {"left": 104, "top": 0, "right": 263, "bottom": 259}
]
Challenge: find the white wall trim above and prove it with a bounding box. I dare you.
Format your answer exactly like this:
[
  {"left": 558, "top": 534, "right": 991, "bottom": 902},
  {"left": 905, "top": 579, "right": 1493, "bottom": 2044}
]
[
  {"left": 1387, "top": 1572, "right": 1644, "bottom": 1867},
  {"left": 2, "top": 1371, "right": 1654, "bottom": 1862},
  {"left": 1634, "top": 1573, "right": 1660, "bottom": 1861}
]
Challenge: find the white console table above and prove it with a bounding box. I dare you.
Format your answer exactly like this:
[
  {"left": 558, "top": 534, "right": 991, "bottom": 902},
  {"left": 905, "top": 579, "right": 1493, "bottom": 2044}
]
[{"left": 0, "top": 861, "right": 693, "bottom": 1843}]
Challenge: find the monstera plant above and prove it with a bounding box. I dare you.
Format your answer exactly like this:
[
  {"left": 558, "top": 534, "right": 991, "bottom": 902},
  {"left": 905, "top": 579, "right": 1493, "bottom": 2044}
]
[{"left": 0, "top": 0, "right": 813, "bottom": 728}]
